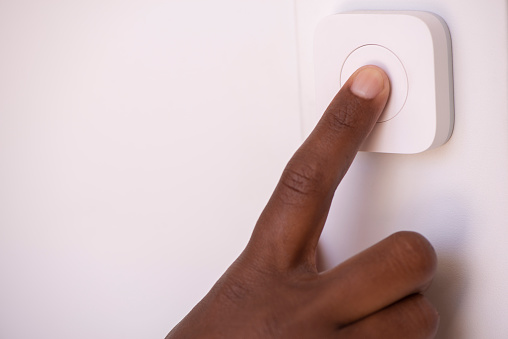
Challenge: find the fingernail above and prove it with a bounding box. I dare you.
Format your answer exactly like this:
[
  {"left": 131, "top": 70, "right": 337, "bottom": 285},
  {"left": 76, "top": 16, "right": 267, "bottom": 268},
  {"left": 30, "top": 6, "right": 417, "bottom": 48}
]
[{"left": 350, "top": 67, "right": 385, "bottom": 99}]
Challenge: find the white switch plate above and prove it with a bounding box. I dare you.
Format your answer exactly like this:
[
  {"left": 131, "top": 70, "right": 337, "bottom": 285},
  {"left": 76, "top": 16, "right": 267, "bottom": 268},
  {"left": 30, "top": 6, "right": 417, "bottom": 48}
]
[{"left": 314, "top": 11, "right": 454, "bottom": 154}]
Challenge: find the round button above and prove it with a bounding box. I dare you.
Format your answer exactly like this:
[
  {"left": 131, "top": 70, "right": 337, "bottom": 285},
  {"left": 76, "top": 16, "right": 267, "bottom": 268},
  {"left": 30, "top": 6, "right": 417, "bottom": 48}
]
[{"left": 341, "top": 44, "right": 408, "bottom": 122}]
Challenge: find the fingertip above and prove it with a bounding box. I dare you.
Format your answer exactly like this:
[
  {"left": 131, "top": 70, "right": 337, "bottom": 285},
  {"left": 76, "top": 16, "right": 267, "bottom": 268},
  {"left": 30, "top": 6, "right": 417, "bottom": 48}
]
[
  {"left": 349, "top": 65, "right": 390, "bottom": 100},
  {"left": 389, "top": 231, "right": 438, "bottom": 287},
  {"left": 407, "top": 294, "right": 440, "bottom": 338}
]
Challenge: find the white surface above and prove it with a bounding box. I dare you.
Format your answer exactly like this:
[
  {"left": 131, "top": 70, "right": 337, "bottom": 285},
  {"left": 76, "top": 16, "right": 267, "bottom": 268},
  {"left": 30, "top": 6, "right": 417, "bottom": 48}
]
[
  {"left": 314, "top": 11, "right": 454, "bottom": 153},
  {"left": 0, "top": 0, "right": 507, "bottom": 338},
  {"left": 0, "top": 1, "right": 300, "bottom": 338},
  {"left": 297, "top": 0, "right": 508, "bottom": 338}
]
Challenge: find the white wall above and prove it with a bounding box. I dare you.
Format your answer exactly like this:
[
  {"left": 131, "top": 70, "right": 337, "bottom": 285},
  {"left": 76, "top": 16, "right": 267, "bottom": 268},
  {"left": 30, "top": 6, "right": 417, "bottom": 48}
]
[
  {"left": 1, "top": 0, "right": 507, "bottom": 338},
  {"left": 295, "top": 0, "right": 508, "bottom": 338},
  {"left": 0, "top": 1, "right": 300, "bottom": 338}
]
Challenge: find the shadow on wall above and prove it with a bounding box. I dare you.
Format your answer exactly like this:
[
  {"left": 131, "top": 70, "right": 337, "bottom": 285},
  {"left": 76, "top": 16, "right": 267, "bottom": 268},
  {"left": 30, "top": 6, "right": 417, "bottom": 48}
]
[{"left": 316, "top": 154, "right": 470, "bottom": 339}]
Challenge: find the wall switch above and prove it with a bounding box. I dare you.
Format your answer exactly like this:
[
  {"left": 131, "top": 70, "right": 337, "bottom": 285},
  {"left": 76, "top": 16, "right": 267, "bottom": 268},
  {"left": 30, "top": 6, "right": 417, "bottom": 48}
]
[{"left": 314, "top": 11, "right": 454, "bottom": 154}]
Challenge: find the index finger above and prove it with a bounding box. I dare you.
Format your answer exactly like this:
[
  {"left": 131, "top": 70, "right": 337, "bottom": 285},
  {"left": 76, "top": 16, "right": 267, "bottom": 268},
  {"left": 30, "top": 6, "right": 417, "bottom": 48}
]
[{"left": 248, "top": 66, "right": 390, "bottom": 269}]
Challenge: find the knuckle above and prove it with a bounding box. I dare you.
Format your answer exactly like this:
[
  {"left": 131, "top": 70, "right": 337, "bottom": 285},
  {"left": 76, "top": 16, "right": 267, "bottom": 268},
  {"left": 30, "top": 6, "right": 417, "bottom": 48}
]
[
  {"left": 407, "top": 295, "right": 440, "bottom": 335},
  {"left": 218, "top": 278, "right": 251, "bottom": 304},
  {"left": 224, "top": 283, "right": 249, "bottom": 301},
  {"left": 278, "top": 159, "right": 325, "bottom": 203},
  {"left": 389, "top": 231, "right": 437, "bottom": 282},
  {"left": 325, "top": 96, "right": 364, "bottom": 132}
]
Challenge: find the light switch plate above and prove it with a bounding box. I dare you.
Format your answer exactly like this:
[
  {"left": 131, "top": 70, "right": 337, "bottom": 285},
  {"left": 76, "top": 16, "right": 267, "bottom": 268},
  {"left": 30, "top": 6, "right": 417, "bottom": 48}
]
[{"left": 314, "top": 11, "right": 454, "bottom": 154}]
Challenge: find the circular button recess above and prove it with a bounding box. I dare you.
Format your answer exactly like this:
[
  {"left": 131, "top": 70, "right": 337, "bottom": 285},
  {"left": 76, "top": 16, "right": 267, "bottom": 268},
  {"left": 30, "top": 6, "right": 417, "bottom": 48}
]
[{"left": 341, "top": 44, "right": 408, "bottom": 122}]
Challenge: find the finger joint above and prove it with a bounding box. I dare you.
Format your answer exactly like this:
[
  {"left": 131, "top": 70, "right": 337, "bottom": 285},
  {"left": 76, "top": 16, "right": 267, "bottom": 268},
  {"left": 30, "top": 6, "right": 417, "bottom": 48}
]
[{"left": 278, "top": 160, "right": 326, "bottom": 205}]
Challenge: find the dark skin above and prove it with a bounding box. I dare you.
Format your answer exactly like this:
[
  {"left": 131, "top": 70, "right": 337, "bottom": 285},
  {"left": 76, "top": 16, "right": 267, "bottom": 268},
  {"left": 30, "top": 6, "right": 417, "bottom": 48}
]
[{"left": 167, "top": 66, "right": 439, "bottom": 338}]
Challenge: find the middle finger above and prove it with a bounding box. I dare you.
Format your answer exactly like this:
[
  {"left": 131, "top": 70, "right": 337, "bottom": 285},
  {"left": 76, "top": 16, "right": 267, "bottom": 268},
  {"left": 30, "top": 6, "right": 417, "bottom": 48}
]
[{"left": 317, "top": 231, "right": 437, "bottom": 326}]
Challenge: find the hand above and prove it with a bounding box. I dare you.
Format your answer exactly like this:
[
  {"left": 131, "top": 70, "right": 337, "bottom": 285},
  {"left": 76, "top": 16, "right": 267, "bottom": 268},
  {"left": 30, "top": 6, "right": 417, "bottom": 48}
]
[{"left": 167, "top": 66, "right": 438, "bottom": 339}]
